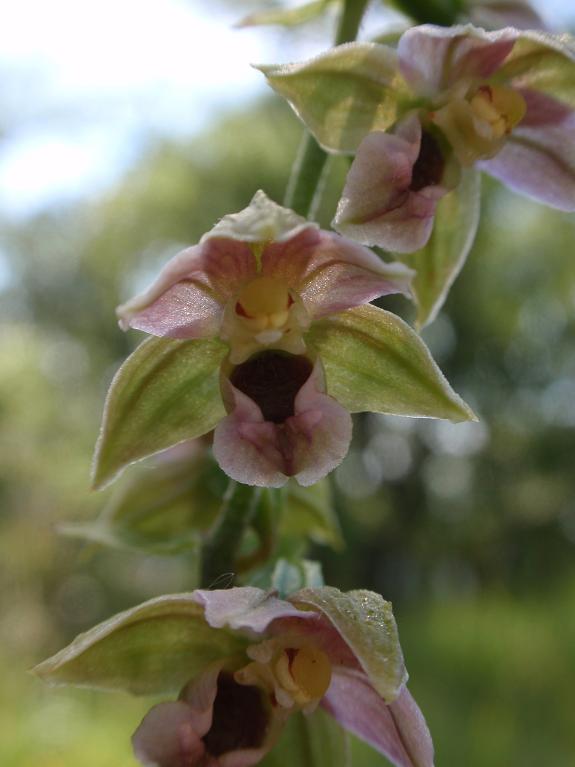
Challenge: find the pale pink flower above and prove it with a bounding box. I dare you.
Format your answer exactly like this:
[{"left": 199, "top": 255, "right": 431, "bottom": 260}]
[
  {"left": 117, "top": 191, "right": 412, "bottom": 488},
  {"left": 131, "top": 586, "right": 434, "bottom": 767},
  {"left": 335, "top": 24, "right": 575, "bottom": 251}
]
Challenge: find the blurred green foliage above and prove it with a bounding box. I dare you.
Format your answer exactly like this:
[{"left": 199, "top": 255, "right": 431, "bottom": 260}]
[{"left": 1, "top": 84, "right": 575, "bottom": 766}]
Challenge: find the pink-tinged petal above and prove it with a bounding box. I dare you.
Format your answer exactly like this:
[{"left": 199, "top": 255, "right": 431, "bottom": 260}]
[
  {"left": 322, "top": 668, "right": 434, "bottom": 767},
  {"left": 480, "top": 90, "right": 575, "bottom": 210},
  {"left": 117, "top": 239, "right": 255, "bottom": 339},
  {"left": 192, "top": 587, "right": 314, "bottom": 634},
  {"left": 260, "top": 226, "right": 323, "bottom": 286},
  {"left": 334, "top": 117, "right": 449, "bottom": 253},
  {"left": 398, "top": 24, "right": 517, "bottom": 96},
  {"left": 179, "top": 664, "right": 222, "bottom": 737},
  {"left": 262, "top": 228, "right": 413, "bottom": 316},
  {"left": 513, "top": 87, "right": 573, "bottom": 127},
  {"left": 213, "top": 383, "right": 289, "bottom": 488},
  {"left": 389, "top": 685, "right": 435, "bottom": 767},
  {"left": 288, "top": 362, "right": 352, "bottom": 486},
  {"left": 132, "top": 701, "right": 206, "bottom": 767},
  {"left": 213, "top": 361, "right": 352, "bottom": 487},
  {"left": 267, "top": 615, "right": 361, "bottom": 670},
  {"left": 120, "top": 280, "right": 224, "bottom": 340}
]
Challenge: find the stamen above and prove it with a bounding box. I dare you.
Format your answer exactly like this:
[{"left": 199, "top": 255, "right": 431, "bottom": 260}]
[
  {"left": 431, "top": 82, "right": 526, "bottom": 166},
  {"left": 273, "top": 646, "right": 332, "bottom": 704},
  {"left": 236, "top": 276, "right": 291, "bottom": 318},
  {"left": 470, "top": 84, "right": 526, "bottom": 137}
]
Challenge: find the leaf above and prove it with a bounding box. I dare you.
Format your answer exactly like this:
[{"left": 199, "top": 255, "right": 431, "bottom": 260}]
[
  {"left": 281, "top": 479, "right": 343, "bottom": 549},
  {"left": 92, "top": 336, "right": 228, "bottom": 490},
  {"left": 236, "top": 0, "right": 337, "bottom": 29},
  {"left": 62, "top": 450, "right": 227, "bottom": 554},
  {"left": 271, "top": 558, "right": 325, "bottom": 598},
  {"left": 402, "top": 168, "right": 481, "bottom": 330},
  {"left": 259, "top": 708, "right": 350, "bottom": 767},
  {"left": 292, "top": 587, "right": 406, "bottom": 702},
  {"left": 307, "top": 305, "right": 476, "bottom": 422},
  {"left": 33, "top": 594, "right": 247, "bottom": 695},
  {"left": 257, "top": 43, "right": 412, "bottom": 153}
]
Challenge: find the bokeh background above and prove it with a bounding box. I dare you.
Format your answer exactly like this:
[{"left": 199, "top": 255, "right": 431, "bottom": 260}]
[{"left": 1, "top": 1, "right": 575, "bottom": 765}]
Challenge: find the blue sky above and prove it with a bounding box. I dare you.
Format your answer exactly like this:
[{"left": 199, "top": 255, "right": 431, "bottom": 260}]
[{"left": 0, "top": 0, "right": 573, "bottom": 219}]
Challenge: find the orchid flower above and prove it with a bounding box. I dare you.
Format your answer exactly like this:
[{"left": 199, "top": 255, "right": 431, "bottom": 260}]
[
  {"left": 259, "top": 24, "right": 575, "bottom": 324},
  {"left": 34, "top": 585, "right": 434, "bottom": 767},
  {"left": 92, "top": 191, "right": 474, "bottom": 491}
]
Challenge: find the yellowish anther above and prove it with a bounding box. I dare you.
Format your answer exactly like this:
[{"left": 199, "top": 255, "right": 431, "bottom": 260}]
[
  {"left": 269, "top": 310, "right": 289, "bottom": 329},
  {"left": 470, "top": 85, "right": 526, "bottom": 138},
  {"left": 241, "top": 314, "right": 269, "bottom": 333},
  {"left": 274, "top": 652, "right": 300, "bottom": 695},
  {"left": 274, "top": 647, "right": 332, "bottom": 705},
  {"left": 236, "top": 276, "right": 290, "bottom": 319}
]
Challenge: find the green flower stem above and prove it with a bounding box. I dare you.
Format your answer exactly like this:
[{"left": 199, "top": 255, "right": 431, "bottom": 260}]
[
  {"left": 284, "top": 0, "right": 371, "bottom": 217},
  {"left": 284, "top": 135, "right": 329, "bottom": 218},
  {"left": 201, "top": 481, "right": 260, "bottom": 587}
]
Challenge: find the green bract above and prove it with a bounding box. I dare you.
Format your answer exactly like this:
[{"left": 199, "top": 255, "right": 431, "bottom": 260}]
[
  {"left": 280, "top": 479, "right": 343, "bottom": 549},
  {"left": 307, "top": 305, "right": 476, "bottom": 421},
  {"left": 64, "top": 450, "right": 225, "bottom": 555}
]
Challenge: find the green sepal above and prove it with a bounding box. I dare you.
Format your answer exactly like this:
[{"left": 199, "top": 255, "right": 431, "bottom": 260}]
[
  {"left": 260, "top": 708, "right": 350, "bottom": 767},
  {"left": 498, "top": 31, "right": 575, "bottom": 109},
  {"left": 92, "top": 336, "right": 227, "bottom": 490},
  {"left": 257, "top": 43, "right": 413, "bottom": 153},
  {"left": 33, "top": 594, "right": 247, "bottom": 695},
  {"left": 307, "top": 304, "right": 476, "bottom": 422},
  {"left": 236, "top": 0, "right": 339, "bottom": 29},
  {"left": 401, "top": 168, "right": 481, "bottom": 330},
  {"left": 292, "top": 587, "right": 406, "bottom": 702}
]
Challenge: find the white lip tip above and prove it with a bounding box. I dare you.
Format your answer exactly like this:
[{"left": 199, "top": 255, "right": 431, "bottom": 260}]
[{"left": 256, "top": 330, "right": 283, "bottom": 344}]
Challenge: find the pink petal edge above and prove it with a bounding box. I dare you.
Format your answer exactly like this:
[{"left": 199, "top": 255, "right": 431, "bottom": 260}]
[
  {"left": 213, "top": 363, "right": 352, "bottom": 488},
  {"left": 481, "top": 89, "right": 575, "bottom": 211},
  {"left": 132, "top": 701, "right": 206, "bottom": 767},
  {"left": 117, "top": 239, "right": 255, "bottom": 339},
  {"left": 398, "top": 24, "right": 517, "bottom": 96},
  {"left": 334, "top": 116, "right": 448, "bottom": 253},
  {"left": 263, "top": 228, "right": 413, "bottom": 316},
  {"left": 322, "top": 668, "right": 434, "bottom": 767},
  {"left": 192, "top": 587, "right": 314, "bottom": 634}
]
